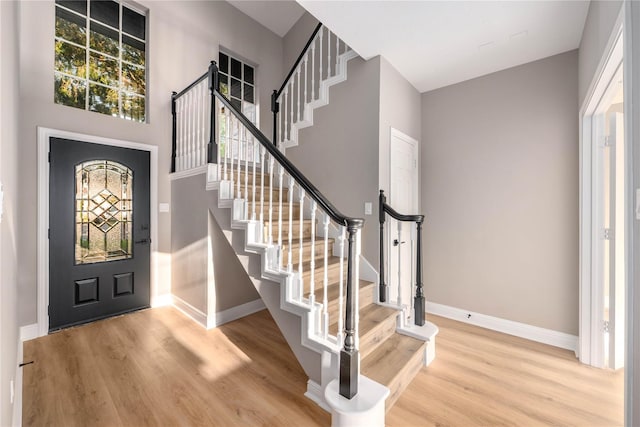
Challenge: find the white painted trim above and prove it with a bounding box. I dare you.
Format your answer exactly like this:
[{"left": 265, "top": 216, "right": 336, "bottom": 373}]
[
  {"left": 12, "top": 336, "right": 23, "bottom": 427},
  {"left": 169, "top": 164, "right": 208, "bottom": 181},
  {"left": 426, "top": 302, "right": 578, "bottom": 353},
  {"left": 208, "top": 298, "right": 266, "bottom": 329},
  {"left": 19, "top": 324, "right": 39, "bottom": 342},
  {"left": 172, "top": 294, "right": 208, "bottom": 328},
  {"left": 578, "top": 10, "right": 624, "bottom": 367},
  {"left": 37, "top": 127, "right": 159, "bottom": 337},
  {"left": 304, "top": 379, "right": 330, "bottom": 412}
]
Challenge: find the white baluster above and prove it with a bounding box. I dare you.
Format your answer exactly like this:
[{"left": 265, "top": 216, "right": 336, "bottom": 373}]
[
  {"left": 268, "top": 155, "right": 274, "bottom": 245},
  {"left": 311, "top": 41, "right": 316, "bottom": 101},
  {"left": 298, "top": 189, "right": 305, "bottom": 301},
  {"left": 322, "top": 212, "right": 330, "bottom": 339},
  {"left": 278, "top": 94, "right": 283, "bottom": 147},
  {"left": 244, "top": 126, "right": 249, "bottom": 219},
  {"left": 223, "top": 108, "right": 229, "bottom": 181},
  {"left": 289, "top": 84, "right": 293, "bottom": 142},
  {"left": 231, "top": 116, "right": 237, "bottom": 198},
  {"left": 397, "top": 220, "right": 402, "bottom": 309},
  {"left": 287, "top": 176, "right": 294, "bottom": 272},
  {"left": 190, "top": 90, "right": 195, "bottom": 169},
  {"left": 283, "top": 87, "right": 288, "bottom": 144},
  {"left": 251, "top": 137, "right": 257, "bottom": 221},
  {"left": 338, "top": 225, "right": 346, "bottom": 344},
  {"left": 194, "top": 86, "right": 200, "bottom": 167},
  {"left": 304, "top": 55, "right": 308, "bottom": 107},
  {"left": 278, "top": 165, "right": 284, "bottom": 268},
  {"left": 309, "top": 201, "right": 317, "bottom": 302},
  {"left": 176, "top": 98, "right": 182, "bottom": 172},
  {"left": 260, "top": 147, "right": 266, "bottom": 241},
  {"left": 335, "top": 31, "right": 340, "bottom": 72},
  {"left": 236, "top": 119, "right": 242, "bottom": 199},
  {"left": 318, "top": 26, "right": 324, "bottom": 81},
  {"left": 181, "top": 96, "right": 187, "bottom": 171},
  {"left": 297, "top": 66, "right": 301, "bottom": 123},
  {"left": 326, "top": 29, "right": 331, "bottom": 79}
]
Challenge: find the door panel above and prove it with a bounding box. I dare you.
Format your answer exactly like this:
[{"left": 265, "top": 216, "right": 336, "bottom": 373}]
[
  {"left": 49, "top": 138, "right": 150, "bottom": 331},
  {"left": 389, "top": 130, "right": 418, "bottom": 314}
]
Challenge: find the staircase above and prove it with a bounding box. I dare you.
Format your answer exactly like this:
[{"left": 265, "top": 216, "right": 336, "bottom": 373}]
[
  {"left": 170, "top": 23, "right": 438, "bottom": 425},
  {"left": 212, "top": 165, "right": 432, "bottom": 412}
]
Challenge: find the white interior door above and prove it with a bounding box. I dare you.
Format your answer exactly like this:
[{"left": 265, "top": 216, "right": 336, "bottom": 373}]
[{"left": 389, "top": 129, "right": 419, "bottom": 318}]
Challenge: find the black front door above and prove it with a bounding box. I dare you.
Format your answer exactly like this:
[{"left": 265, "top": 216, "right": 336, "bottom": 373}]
[{"left": 49, "top": 137, "right": 150, "bottom": 331}]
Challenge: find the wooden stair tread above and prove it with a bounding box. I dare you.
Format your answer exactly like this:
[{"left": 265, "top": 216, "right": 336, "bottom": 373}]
[
  {"left": 313, "top": 279, "right": 373, "bottom": 302},
  {"left": 361, "top": 334, "right": 425, "bottom": 386},
  {"left": 357, "top": 304, "right": 399, "bottom": 337}
]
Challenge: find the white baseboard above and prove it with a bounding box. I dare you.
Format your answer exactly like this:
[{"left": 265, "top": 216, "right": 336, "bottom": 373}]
[
  {"left": 304, "top": 379, "right": 330, "bottom": 412},
  {"left": 19, "top": 324, "right": 39, "bottom": 342},
  {"left": 208, "top": 298, "right": 265, "bottom": 329},
  {"left": 172, "top": 295, "right": 266, "bottom": 330},
  {"left": 172, "top": 295, "right": 208, "bottom": 328},
  {"left": 13, "top": 324, "right": 38, "bottom": 427},
  {"left": 426, "top": 302, "right": 578, "bottom": 353}
]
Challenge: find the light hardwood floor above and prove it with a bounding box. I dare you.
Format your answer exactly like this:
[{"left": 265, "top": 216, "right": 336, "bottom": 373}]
[{"left": 23, "top": 308, "right": 623, "bottom": 426}]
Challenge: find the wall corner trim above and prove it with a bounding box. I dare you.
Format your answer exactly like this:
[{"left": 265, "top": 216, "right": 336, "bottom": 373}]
[{"left": 426, "top": 302, "right": 578, "bottom": 353}]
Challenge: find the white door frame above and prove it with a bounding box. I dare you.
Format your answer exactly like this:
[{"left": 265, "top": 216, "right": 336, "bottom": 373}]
[
  {"left": 387, "top": 127, "right": 420, "bottom": 313},
  {"left": 36, "top": 127, "right": 159, "bottom": 337},
  {"left": 578, "top": 12, "right": 624, "bottom": 366}
]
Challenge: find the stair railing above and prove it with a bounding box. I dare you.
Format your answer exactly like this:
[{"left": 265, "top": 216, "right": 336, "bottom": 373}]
[
  {"left": 172, "top": 62, "right": 364, "bottom": 400},
  {"left": 378, "top": 190, "right": 425, "bottom": 326},
  {"left": 271, "top": 23, "right": 351, "bottom": 149}
]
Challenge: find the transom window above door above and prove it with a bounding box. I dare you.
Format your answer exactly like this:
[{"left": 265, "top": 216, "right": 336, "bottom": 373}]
[{"left": 54, "top": 0, "right": 147, "bottom": 122}]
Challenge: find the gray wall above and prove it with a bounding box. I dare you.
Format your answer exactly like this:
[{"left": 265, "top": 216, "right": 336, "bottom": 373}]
[
  {"left": 578, "top": 0, "right": 623, "bottom": 106},
  {"left": 171, "top": 174, "right": 260, "bottom": 314},
  {"left": 282, "top": 12, "right": 319, "bottom": 80},
  {"left": 0, "top": 1, "right": 20, "bottom": 424},
  {"left": 16, "top": 1, "right": 282, "bottom": 326},
  {"left": 378, "top": 56, "right": 422, "bottom": 195},
  {"left": 286, "top": 57, "right": 381, "bottom": 263},
  {"left": 421, "top": 50, "right": 579, "bottom": 335}
]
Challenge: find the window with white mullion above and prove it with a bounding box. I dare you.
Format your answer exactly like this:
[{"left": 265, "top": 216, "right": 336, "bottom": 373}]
[{"left": 54, "top": 0, "right": 146, "bottom": 122}]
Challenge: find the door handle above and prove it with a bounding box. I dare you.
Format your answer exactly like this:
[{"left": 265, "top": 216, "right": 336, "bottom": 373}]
[
  {"left": 135, "top": 238, "right": 151, "bottom": 245},
  {"left": 393, "top": 239, "right": 406, "bottom": 246}
]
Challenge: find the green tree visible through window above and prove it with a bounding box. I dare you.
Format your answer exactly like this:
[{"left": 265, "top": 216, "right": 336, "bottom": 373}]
[{"left": 54, "top": 0, "right": 147, "bottom": 122}]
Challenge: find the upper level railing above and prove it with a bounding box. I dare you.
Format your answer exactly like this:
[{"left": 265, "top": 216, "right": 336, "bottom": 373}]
[
  {"left": 379, "top": 190, "right": 425, "bottom": 326},
  {"left": 271, "top": 23, "right": 352, "bottom": 149},
  {"left": 172, "top": 62, "right": 363, "bottom": 399}
]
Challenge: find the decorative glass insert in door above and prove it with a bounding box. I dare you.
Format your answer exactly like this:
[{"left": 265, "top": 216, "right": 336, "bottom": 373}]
[{"left": 75, "top": 160, "right": 133, "bottom": 264}]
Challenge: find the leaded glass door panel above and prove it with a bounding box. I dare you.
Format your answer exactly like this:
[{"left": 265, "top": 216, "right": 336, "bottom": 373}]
[{"left": 49, "top": 137, "right": 150, "bottom": 331}]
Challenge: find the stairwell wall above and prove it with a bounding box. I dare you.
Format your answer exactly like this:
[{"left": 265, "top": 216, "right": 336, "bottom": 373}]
[
  {"left": 15, "top": 1, "right": 282, "bottom": 326},
  {"left": 421, "top": 50, "right": 580, "bottom": 335},
  {"left": 286, "top": 56, "right": 381, "bottom": 263}
]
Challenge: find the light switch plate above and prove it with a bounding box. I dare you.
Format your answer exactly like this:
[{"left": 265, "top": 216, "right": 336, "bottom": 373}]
[
  {"left": 159, "top": 203, "right": 170, "bottom": 213},
  {"left": 364, "top": 202, "right": 373, "bottom": 215}
]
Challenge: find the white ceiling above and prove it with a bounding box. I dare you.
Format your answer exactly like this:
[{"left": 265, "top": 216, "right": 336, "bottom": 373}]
[
  {"left": 226, "top": 0, "right": 306, "bottom": 37},
  {"left": 244, "top": 0, "right": 587, "bottom": 93}
]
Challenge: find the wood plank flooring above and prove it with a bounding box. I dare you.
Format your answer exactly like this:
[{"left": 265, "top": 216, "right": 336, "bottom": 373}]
[{"left": 22, "top": 308, "right": 623, "bottom": 427}]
